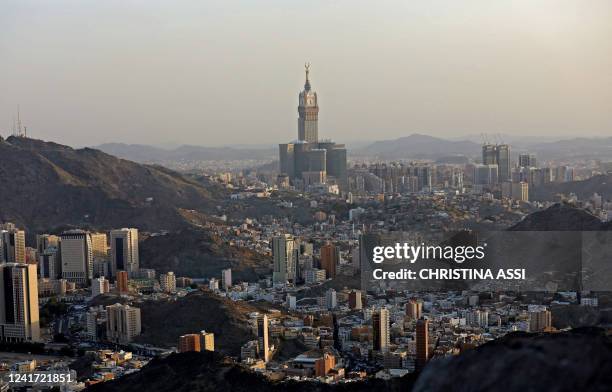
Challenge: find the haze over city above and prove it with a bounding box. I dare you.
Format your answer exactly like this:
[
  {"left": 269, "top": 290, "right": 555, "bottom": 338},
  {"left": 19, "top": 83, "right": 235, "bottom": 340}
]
[{"left": 1, "top": 0, "right": 611, "bottom": 147}]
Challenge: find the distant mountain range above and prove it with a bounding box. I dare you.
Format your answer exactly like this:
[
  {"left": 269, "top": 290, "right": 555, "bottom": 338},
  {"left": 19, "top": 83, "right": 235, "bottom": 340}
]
[
  {"left": 95, "top": 143, "right": 277, "bottom": 163},
  {"left": 532, "top": 174, "right": 612, "bottom": 202},
  {"left": 356, "top": 133, "right": 481, "bottom": 159},
  {"left": 93, "top": 134, "right": 612, "bottom": 163},
  {"left": 0, "top": 136, "right": 223, "bottom": 234},
  {"left": 357, "top": 133, "right": 612, "bottom": 160}
]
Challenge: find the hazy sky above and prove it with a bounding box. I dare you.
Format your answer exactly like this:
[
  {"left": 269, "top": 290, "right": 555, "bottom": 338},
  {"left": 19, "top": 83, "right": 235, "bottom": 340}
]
[{"left": 1, "top": 0, "right": 611, "bottom": 147}]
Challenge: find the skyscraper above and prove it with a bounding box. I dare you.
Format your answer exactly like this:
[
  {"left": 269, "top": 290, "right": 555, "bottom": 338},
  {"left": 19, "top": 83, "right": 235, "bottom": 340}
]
[
  {"left": 110, "top": 228, "right": 139, "bottom": 277},
  {"left": 0, "top": 263, "right": 40, "bottom": 342},
  {"left": 279, "top": 65, "right": 348, "bottom": 191},
  {"left": 518, "top": 154, "right": 537, "bottom": 168},
  {"left": 416, "top": 318, "right": 429, "bottom": 371},
  {"left": 496, "top": 144, "right": 511, "bottom": 182},
  {"left": 320, "top": 242, "right": 339, "bottom": 279},
  {"left": 36, "top": 234, "right": 60, "bottom": 256},
  {"left": 106, "top": 303, "right": 142, "bottom": 344},
  {"left": 0, "top": 226, "right": 26, "bottom": 264},
  {"left": 272, "top": 234, "right": 297, "bottom": 284},
  {"left": 372, "top": 308, "right": 390, "bottom": 352},
  {"left": 257, "top": 314, "right": 270, "bottom": 362},
  {"left": 298, "top": 63, "right": 319, "bottom": 143},
  {"left": 481, "top": 143, "right": 510, "bottom": 183},
  {"left": 60, "top": 230, "right": 94, "bottom": 284},
  {"left": 39, "top": 246, "right": 60, "bottom": 279}
]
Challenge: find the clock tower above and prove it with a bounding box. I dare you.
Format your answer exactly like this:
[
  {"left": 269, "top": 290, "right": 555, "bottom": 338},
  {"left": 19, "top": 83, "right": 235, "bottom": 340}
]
[{"left": 298, "top": 63, "right": 319, "bottom": 143}]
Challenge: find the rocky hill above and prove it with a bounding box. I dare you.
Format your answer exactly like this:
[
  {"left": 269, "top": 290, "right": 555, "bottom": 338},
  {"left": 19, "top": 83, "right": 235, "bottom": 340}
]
[
  {"left": 509, "top": 203, "right": 609, "bottom": 231},
  {"left": 0, "top": 136, "right": 223, "bottom": 234},
  {"left": 131, "top": 291, "right": 259, "bottom": 355},
  {"left": 139, "top": 227, "right": 271, "bottom": 281},
  {"left": 414, "top": 328, "right": 612, "bottom": 392},
  {"left": 532, "top": 174, "right": 612, "bottom": 202}
]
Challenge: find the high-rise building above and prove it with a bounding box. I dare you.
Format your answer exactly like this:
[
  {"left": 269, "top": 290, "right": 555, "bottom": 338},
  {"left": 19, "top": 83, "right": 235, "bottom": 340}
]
[
  {"left": 201, "top": 330, "right": 215, "bottom": 351},
  {"left": 36, "top": 234, "right": 60, "bottom": 256},
  {"left": 319, "top": 242, "right": 338, "bottom": 279},
  {"left": 416, "top": 318, "right": 429, "bottom": 371},
  {"left": 372, "top": 308, "right": 390, "bottom": 352},
  {"left": 160, "top": 272, "right": 176, "bottom": 293},
  {"left": 60, "top": 230, "right": 93, "bottom": 284},
  {"left": 0, "top": 263, "right": 40, "bottom": 342},
  {"left": 272, "top": 234, "right": 297, "bottom": 284},
  {"left": 529, "top": 309, "right": 552, "bottom": 332},
  {"left": 518, "top": 154, "right": 537, "bottom": 168},
  {"left": 298, "top": 63, "right": 319, "bottom": 143},
  {"left": 116, "top": 270, "right": 129, "bottom": 293},
  {"left": 348, "top": 290, "right": 362, "bottom": 310},
  {"left": 92, "top": 277, "right": 110, "bottom": 297},
  {"left": 0, "top": 227, "right": 26, "bottom": 264},
  {"left": 406, "top": 299, "right": 423, "bottom": 320},
  {"left": 90, "top": 233, "right": 108, "bottom": 260},
  {"left": 257, "top": 314, "right": 270, "bottom": 362},
  {"left": 473, "top": 164, "right": 499, "bottom": 186},
  {"left": 178, "top": 334, "right": 201, "bottom": 353},
  {"left": 106, "top": 303, "right": 141, "bottom": 344},
  {"left": 511, "top": 181, "right": 529, "bottom": 202},
  {"left": 314, "top": 352, "right": 336, "bottom": 377},
  {"left": 496, "top": 144, "right": 511, "bottom": 182},
  {"left": 279, "top": 65, "right": 348, "bottom": 191},
  {"left": 481, "top": 144, "right": 510, "bottom": 183},
  {"left": 482, "top": 144, "right": 498, "bottom": 166},
  {"left": 39, "top": 246, "right": 60, "bottom": 279},
  {"left": 325, "top": 288, "right": 337, "bottom": 310},
  {"left": 221, "top": 268, "right": 232, "bottom": 291},
  {"left": 110, "top": 228, "right": 139, "bottom": 277}
]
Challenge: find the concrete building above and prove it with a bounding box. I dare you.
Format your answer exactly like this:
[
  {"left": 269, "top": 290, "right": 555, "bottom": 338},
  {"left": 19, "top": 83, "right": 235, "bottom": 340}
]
[
  {"left": 372, "top": 308, "right": 390, "bottom": 353},
  {"left": 257, "top": 314, "right": 270, "bottom": 362},
  {"left": 416, "top": 318, "right": 429, "bottom": 371},
  {"left": 106, "top": 303, "right": 142, "bottom": 344},
  {"left": 92, "top": 277, "right": 110, "bottom": 297},
  {"left": 221, "top": 268, "right": 232, "bottom": 291},
  {"left": 272, "top": 234, "right": 297, "bottom": 284},
  {"left": 0, "top": 226, "right": 26, "bottom": 264},
  {"left": 178, "top": 334, "right": 201, "bottom": 353},
  {"left": 110, "top": 228, "right": 139, "bottom": 277},
  {"left": 406, "top": 299, "right": 423, "bottom": 320},
  {"left": 60, "top": 230, "right": 94, "bottom": 285},
  {"left": 529, "top": 309, "right": 552, "bottom": 332},
  {"left": 348, "top": 290, "right": 362, "bottom": 310},
  {"left": 0, "top": 263, "right": 40, "bottom": 342},
  {"left": 39, "top": 246, "right": 60, "bottom": 279},
  {"left": 320, "top": 242, "right": 339, "bottom": 279},
  {"left": 116, "top": 270, "right": 129, "bottom": 293},
  {"left": 160, "top": 272, "right": 176, "bottom": 293},
  {"left": 201, "top": 330, "right": 215, "bottom": 351}
]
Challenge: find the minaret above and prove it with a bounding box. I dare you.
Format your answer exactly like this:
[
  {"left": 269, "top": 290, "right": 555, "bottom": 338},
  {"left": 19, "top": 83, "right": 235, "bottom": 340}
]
[{"left": 298, "top": 63, "right": 319, "bottom": 143}]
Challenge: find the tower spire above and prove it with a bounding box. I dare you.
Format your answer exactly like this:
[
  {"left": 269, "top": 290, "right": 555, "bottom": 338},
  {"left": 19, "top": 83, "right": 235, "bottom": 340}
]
[{"left": 304, "top": 62, "right": 311, "bottom": 91}]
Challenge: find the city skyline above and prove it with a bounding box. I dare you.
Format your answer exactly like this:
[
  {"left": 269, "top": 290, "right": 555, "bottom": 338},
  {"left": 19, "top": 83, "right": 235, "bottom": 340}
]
[{"left": 1, "top": 1, "right": 611, "bottom": 147}]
